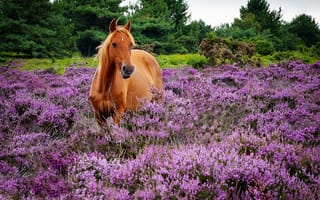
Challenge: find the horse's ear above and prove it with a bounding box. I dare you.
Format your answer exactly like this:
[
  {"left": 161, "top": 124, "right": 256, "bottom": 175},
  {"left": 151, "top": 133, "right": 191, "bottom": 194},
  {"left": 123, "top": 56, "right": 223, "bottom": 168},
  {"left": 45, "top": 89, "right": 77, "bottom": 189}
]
[
  {"left": 109, "top": 18, "right": 118, "bottom": 33},
  {"left": 124, "top": 20, "right": 131, "bottom": 32}
]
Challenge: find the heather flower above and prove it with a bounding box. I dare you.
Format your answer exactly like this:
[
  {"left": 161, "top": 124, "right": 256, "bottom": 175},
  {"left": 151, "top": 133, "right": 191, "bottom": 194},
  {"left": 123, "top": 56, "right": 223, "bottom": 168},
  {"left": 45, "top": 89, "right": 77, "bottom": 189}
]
[
  {"left": 134, "top": 189, "right": 154, "bottom": 200},
  {"left": 1, "top": 60, "right": 320, "bottom": 199},
  {"left": 31, "top": 171, "right": 68, "bottom": 198}
]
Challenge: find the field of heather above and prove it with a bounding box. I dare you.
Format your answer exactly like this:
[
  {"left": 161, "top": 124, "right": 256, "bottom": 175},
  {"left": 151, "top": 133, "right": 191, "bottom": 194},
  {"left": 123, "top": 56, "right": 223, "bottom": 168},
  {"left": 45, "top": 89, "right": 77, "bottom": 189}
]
[{"left": 0, "top": 60, "right": 319, "bottom": 199}]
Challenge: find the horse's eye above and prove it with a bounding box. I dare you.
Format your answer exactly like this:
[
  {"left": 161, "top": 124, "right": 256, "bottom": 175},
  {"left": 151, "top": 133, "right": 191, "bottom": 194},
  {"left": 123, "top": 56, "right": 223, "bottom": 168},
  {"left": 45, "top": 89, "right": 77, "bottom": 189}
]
[{"left": 112, "top": 42, "right": 117, "bottom": 47}]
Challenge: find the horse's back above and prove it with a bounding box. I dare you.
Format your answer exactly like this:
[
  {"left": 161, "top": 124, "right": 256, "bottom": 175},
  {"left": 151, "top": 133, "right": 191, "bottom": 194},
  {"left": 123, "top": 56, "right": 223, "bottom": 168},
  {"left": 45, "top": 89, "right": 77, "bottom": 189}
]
[
  {"left": 126, "top": 50, "right": 163, "bottom": 109},
  {"left": 131, "top": 49, "right": 162, "bottom": 89}
]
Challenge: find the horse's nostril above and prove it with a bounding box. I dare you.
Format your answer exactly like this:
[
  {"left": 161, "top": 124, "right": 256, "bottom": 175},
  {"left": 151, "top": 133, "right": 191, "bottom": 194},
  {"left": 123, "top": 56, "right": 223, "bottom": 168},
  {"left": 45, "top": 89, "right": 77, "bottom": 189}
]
[
  {"left": 121, "top": 65, "right": 134, "bottom": 79},
  {"left": 125, "top": 66, "right": 134, "bottom": 73},
  {"left": 128, "top": 66, "right": 134, "bottom": 73}
]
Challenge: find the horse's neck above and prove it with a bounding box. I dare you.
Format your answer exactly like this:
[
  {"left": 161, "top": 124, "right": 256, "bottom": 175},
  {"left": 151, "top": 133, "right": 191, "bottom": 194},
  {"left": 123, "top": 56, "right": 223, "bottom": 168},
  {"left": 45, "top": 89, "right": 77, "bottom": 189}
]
[
  {"left": 98, "top": 62, "right": 114, "bottom": 94},
  {"left": 98, "top": 62, "right": 124, "bottom": 98}
]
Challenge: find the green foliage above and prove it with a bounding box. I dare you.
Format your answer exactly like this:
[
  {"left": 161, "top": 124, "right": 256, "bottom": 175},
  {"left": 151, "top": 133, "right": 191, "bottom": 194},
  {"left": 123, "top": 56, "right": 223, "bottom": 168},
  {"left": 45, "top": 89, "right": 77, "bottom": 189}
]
[
  {"left": 310, "top": 42, "right": 320, "bottom": 57},
  {"left": 233, "top": 13, "right": 261, "bottom": 32},
  {"left": 166, "top": 0, "right": 190, "bottom": 34},
  {"left": 129, "top": 0, "right": 172, "bottom": 39},
  {"left": 182, "top": 20, "right": 212, "bottom": 52},
  {"left": 0, "top": 0, "right": 319, "bottom": 62},
  {"left": 59, "top": 0, "right": 127, "bottom": 57},
  {"left": 215, "top": 20, "right": 269, "bottom": 43},
  {"left": 212, "top": 0, "right": 320, "bottom": 64},
  {"left": 77, "top": 29, "right": 106, "bottom": 57},
  {"left": 0, "top": 0, "right": 76, "bottom": 58},
  {"left": 254, "top": 39, "right": 275, "bottom": 55},
  {"left": 157, "top": 54, "right": 207, "bottom": 68},
  {"left": 272, "top": 51, "right": 319, "bottom": 64},
  {"left": 287, "top": 14, "right": 320, "bottom": 47},
  {"left": 127, "top": 0, "right": 211, "bottom": 54},
  {"left": 131, "top": 17, "right": 175, "bottom": 54},
  {"left": 128, "top": 0, "right": 195, "bottom": 54},
  {"left": 273, "top": 25, "right": 304, "bottom": 51},
  {"left": 240, "top": 0, "right": 282, "bottom": 34},
  {"left": 254, "top": 48, "right": 319, "bottom": 66}
]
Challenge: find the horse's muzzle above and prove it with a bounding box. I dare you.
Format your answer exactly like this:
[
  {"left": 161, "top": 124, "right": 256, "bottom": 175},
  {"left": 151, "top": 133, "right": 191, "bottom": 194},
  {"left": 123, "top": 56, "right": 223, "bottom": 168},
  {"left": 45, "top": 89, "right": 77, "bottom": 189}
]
[{"left": 121, "top": 65, "right": 135, "bottom": 79}]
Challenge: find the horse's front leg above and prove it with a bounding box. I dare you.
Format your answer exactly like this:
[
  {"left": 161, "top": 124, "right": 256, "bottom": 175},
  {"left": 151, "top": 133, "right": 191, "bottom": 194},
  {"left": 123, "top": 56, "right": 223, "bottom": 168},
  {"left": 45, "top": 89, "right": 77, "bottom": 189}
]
[
  {"left": 113, "top": 107, "right": 125, "bottom": 126},
  {"left": 89, "top": 95, "right": 105, "bottom": 126},
  {"left": 94, "top": 111, "right": 107, "bottom": 127}
]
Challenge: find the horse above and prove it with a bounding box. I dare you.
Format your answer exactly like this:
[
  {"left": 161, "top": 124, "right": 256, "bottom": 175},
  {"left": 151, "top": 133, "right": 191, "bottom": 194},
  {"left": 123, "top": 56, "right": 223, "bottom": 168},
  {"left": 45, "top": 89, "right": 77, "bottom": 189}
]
[{"left": 89, "top": 19, "right": 163, "bottom": 127}]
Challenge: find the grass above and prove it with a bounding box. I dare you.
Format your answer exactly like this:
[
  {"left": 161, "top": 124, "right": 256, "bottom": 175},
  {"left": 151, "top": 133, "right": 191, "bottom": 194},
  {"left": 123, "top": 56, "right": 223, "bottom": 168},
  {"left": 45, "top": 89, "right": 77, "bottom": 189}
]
[
  {"left": 21, "top": 55, "right": 98, "bottom": 74},
  {"left": 3, "top": 53, "right": 207, "bottom": 74},
  {"left": 2, "top": 51, "right": 318, "bottom": 74},
  {"left": 157, "top": 53, "right": 207, "bottom": 68}
]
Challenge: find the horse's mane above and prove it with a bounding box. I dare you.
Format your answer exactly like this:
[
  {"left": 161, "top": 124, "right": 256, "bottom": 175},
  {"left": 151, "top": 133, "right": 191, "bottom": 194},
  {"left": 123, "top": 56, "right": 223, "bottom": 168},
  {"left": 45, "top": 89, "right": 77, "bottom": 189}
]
[{"left": 96, "top": 26, "right": 135, "bottom": 92}]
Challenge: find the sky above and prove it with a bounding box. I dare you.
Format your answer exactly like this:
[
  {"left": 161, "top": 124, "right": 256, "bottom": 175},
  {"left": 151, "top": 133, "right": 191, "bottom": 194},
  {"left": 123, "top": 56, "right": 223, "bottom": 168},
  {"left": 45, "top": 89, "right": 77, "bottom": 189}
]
[
  {"left": 122, "top": 0, "right": 320, "bottom": 27},
  {"left": 187, "top": 0, "right": 320, "bottom": 27}
]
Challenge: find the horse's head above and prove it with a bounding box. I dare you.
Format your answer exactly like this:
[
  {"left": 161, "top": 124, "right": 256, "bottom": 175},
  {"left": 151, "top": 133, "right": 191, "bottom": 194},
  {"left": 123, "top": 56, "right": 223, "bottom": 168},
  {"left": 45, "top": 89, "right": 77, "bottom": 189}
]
[{"left": 107, "top": 19, "right": 135, "bottom": 79}]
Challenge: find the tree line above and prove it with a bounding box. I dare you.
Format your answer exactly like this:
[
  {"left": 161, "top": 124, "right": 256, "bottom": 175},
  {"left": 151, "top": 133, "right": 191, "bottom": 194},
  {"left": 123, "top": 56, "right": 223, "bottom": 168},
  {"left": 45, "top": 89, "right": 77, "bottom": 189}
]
[
  {"left": 0, "top": 0, "right": 319, "bottom": 59},
  {"left": 214, "top": 0, "right": 320, "bottom": 55}
]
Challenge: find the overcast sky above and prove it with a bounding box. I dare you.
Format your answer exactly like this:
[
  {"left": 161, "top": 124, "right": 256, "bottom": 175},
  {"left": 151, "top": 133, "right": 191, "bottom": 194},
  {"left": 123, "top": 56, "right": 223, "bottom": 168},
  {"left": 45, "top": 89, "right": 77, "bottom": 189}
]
[
  {"left": 123, "top": 0, "right": 320, "bottom": 27},
  {"left": 187, "top": 0, "right": 320, "bottom": 27}
]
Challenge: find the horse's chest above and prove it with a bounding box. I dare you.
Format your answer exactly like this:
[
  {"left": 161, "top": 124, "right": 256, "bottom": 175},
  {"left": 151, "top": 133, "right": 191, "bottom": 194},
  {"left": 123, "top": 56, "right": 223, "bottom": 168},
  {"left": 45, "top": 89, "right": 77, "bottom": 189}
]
[{"left": 104, "top": 91, "right": 125, "bottom": 108}]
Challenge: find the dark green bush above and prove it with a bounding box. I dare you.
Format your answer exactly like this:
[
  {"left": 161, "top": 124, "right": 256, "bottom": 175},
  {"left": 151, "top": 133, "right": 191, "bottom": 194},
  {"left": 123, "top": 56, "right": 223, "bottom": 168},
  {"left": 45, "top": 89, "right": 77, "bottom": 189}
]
[{"left": 255, "top": 39, "right": 275, "bottom": 55}]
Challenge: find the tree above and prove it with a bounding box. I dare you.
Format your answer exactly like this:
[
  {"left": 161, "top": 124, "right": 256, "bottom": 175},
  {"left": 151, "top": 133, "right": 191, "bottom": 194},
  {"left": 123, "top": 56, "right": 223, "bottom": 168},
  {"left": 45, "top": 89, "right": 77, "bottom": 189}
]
[
  {"left": 240, "top": 0, "right": 282, "bottom": 34},
  {"left": 59, "top": 0, "right": 127, "bottom": 56},
  {"left": 165, "top": 0, "right": 190, "bottom": 34},
  {"left": 233, "top": 13, "right": 261, "bottom": 32},
  {"left": 273, "top": 23, "right": 304, "bottom": 51},
  {"left": 129, "top": 0, "right": 174, "bottom": 54},
  {"left": 182, "top": 20, "right": 212, "bottom": 52},
  {"left": 288, "top": 14, "right": 320, "bottom": 47},
  {"left": 0, "top": 0, "right": 76, "bottom": 58},
  {"left": 129, "top": 0, "right": 192, "bottom": 54},
  {"left": 212, "top": 0, "right": 286, "bottom": 53}
]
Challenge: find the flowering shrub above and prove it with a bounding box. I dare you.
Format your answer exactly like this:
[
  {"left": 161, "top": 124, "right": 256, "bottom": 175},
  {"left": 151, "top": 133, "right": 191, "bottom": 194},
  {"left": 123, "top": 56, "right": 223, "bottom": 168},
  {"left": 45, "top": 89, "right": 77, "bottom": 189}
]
[
  {"left": 0, "top": 59, "right": 319, "bottom": 199},
  {"left": 200, "top": 33, "right": 256, "bottom": 66}
]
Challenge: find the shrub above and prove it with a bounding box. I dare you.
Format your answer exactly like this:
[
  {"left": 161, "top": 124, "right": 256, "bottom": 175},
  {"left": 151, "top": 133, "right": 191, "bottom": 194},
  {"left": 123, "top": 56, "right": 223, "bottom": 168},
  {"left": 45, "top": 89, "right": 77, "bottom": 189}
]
[
  {"left": 1, "top": 60, "right": 319, "bottom": 199},
  {"left": 255, "top": 39, "right": 275, "bottom": 55},
  {"left": 199, "top": 33, "right": 257, "bottom": 66}
]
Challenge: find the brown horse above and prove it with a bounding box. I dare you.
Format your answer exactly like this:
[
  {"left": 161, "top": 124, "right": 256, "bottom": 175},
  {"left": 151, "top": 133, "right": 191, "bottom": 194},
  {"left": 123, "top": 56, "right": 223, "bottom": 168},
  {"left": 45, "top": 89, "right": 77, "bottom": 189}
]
[{"left": 89, "top": 19, "right": 163, "bottom": 126}]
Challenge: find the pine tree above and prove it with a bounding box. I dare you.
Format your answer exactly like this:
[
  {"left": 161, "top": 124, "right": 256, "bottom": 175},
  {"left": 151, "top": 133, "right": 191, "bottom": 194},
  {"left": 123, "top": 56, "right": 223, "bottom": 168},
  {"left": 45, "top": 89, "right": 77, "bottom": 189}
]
[
  {"left": 240, "top": 0, "right": 282, "bottom": 33},
  {"left": 59, "top": 0, "right": 127, "bottom": 56},
  {"left": 129, "top": 0, "right": 191, "bottom": 54},
  {"left": 288, "top": 14, "right": 320, "bottom": 47},
  {"left": 0, "top": 0, "right": 75, "bottom": 58}
]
